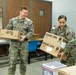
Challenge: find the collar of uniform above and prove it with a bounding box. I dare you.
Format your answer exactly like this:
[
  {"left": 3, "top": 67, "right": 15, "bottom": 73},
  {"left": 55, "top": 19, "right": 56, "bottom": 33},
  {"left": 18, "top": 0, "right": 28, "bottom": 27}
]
[
  {"left": 58, "top": 25, "right": 67, "bottom": 30},
  {"left": 17, "top": 17, "right": 26, "bottom": 22}
]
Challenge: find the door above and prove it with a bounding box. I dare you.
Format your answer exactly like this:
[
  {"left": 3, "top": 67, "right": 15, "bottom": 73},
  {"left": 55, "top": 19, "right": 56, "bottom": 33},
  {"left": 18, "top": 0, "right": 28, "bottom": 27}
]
[{"left": 31, "top": 0, "right": 52, "bottom": 36}]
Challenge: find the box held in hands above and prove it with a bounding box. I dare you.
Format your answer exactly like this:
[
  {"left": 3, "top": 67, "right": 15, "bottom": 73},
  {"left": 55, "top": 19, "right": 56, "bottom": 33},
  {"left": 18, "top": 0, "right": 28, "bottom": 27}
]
[
  {"left": 40, "top": 32, "right": 68, "bottom": 60},
  {"left": 0, "top": 29, "right": 24, "bottom": 40}
]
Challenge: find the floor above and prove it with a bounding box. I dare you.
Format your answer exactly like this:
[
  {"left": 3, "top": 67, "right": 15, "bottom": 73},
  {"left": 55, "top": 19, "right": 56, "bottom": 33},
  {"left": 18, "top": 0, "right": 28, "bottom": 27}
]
[{"left": 0, "top": 56, "right": 60, "bottom": 75}]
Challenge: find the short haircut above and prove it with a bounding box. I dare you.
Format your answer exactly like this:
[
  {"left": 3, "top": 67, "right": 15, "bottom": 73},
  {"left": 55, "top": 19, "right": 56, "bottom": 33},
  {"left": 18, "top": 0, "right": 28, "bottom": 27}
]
[
  {"left": 58, "top": 15, "right": 67, "bottom": 21},
  {"left": 20, "top": 6, "right": 28, "bottom": 11}
]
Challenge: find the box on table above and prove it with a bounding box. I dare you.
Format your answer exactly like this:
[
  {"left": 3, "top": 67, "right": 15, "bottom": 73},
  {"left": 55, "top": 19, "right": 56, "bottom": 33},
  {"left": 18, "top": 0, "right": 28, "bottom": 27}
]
[
  {"left": 58, "top": 66, "right": 76, "bottom": 75},
  {"left": 0, "top": 29, "right": 24, "bottom": 40},
  {"left": 42, "top": 61, "right": 67, "bottom": 75}
]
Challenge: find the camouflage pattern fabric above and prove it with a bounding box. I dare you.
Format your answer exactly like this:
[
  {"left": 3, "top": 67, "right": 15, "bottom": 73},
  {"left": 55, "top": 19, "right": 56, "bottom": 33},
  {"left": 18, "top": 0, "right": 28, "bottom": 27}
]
[
  {"left": 6, "top": 17, "right": 34, "bottom": 75},
  {"left": 51, "top": 25, "right": 76, "bottom": 66}
]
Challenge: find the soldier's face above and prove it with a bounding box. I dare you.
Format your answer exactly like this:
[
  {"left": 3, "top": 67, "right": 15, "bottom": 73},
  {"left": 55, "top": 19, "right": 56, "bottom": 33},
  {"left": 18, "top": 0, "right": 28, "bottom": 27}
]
[
  {"left": 58, "top": 18, "right": 66, "bottom": 28},
  {"left": 20, "top": 9, "right": 28, "bottom": 18}
]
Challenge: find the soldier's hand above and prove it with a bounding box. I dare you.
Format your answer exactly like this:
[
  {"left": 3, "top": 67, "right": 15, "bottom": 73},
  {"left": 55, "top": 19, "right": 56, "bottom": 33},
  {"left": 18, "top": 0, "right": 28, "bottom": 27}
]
[
  {"left": 59, "top": 52, "right": 64, "bottom": 60},
  {"left": 20, "top": 36, "right": 26, "bottom": 42}
]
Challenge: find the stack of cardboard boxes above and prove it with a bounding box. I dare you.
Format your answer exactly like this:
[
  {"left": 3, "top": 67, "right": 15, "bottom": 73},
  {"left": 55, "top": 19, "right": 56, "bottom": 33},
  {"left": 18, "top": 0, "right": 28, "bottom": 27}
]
[{"left": 40, "top": 32, "right": 68, "bottom": 60}]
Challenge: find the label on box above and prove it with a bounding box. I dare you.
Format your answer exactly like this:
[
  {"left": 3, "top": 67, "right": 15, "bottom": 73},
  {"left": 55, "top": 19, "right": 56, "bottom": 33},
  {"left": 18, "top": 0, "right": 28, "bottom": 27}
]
[
  {"left": 60, "top": 42, "right": 66, "bottom": 48},
  {"left": 46, "top": 46, "right": 53, "bottom": 52}
]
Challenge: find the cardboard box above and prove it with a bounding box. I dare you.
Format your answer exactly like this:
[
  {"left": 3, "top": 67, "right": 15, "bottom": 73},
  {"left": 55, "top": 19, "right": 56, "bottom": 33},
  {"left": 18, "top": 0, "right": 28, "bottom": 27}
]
[
  {"left": 42, "top": 61, "right": 67, "bottom": 75},
  {"left": 40, "top": 32, "right": 68, "bottom": 60},
  {"left": 40, "top": 41, "right": 68, "bottom": 60},
  {"left": 0, "top": 29, "right": 24, "bottom": 40},
  {"left": 40, "top": 41, "right": 62, "bottom": 57},
  {"left": 58, "top": 66, "right": 76, "bottom": 75},
  {"left": 43, "top": 32, "right": 67, "bottom": 49}
]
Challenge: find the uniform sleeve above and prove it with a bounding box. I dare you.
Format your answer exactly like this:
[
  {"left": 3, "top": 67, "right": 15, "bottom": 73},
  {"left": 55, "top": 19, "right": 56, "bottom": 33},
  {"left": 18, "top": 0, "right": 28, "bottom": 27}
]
[
  {"left": 6, "top": 19, "right": 13, "bottom": 30},
  {"left": 26, "top": 21, "right": 34, "bottom": 39},
  {"left": 51, "top": 27, "right": 58, "bottom": 35},
  {"left": 64, "top": 29, "right": 76, "bottom": 53}
]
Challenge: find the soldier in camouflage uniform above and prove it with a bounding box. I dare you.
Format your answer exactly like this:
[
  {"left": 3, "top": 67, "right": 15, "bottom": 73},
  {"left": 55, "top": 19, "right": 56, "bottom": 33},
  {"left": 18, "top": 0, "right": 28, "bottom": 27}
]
[
  {"left": 6, "top": 6, "right": 34, "bottom": 75},
  {"left": 51, "top": 15, "right": 76, "bottom": 67}
]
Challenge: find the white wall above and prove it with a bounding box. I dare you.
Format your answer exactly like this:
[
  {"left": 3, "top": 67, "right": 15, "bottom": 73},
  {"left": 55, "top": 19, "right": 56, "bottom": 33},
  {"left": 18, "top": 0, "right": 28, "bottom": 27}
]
[{"left": 45, "top": 0, "right": 76, "bottom": 33}]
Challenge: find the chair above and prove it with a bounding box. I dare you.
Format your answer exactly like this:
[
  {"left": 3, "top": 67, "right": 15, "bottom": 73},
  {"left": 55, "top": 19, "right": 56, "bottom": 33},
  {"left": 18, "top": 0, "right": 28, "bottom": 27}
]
[{"left": 28, "top": 40, "right": 48, "bottom": 64}]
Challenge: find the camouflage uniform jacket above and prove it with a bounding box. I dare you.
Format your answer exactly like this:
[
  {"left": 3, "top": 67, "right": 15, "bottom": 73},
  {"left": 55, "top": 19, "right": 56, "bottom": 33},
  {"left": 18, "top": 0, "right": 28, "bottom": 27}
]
[
  {"left": 51, "top": 25, "right": 76, "bottom": 54},
  {"left": 6, "top": 17, "right": 34, "bottom": 44}
]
